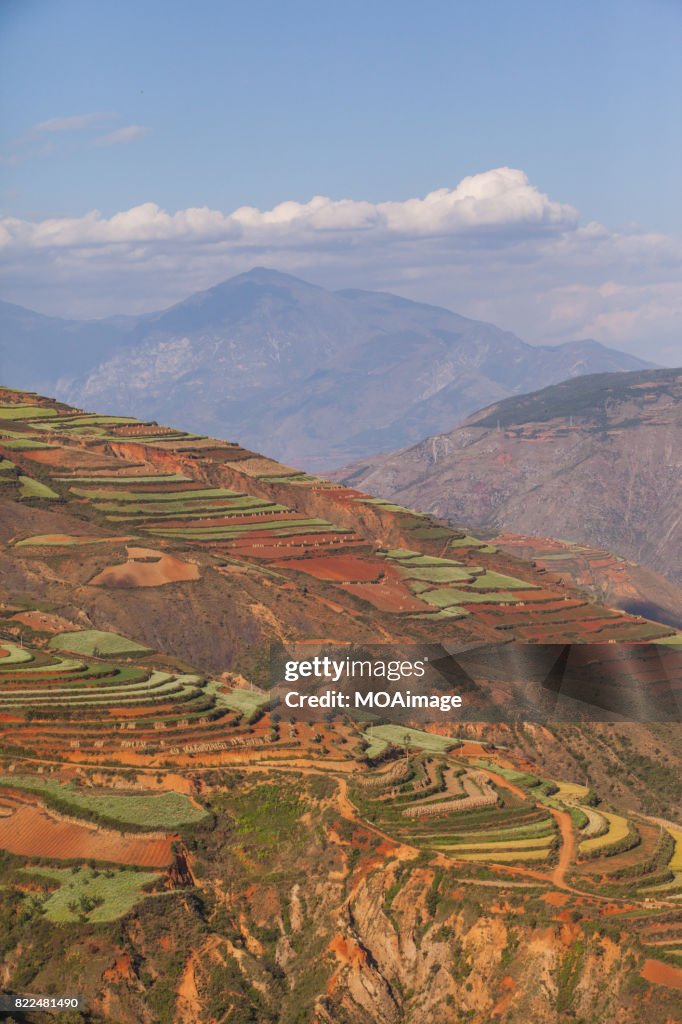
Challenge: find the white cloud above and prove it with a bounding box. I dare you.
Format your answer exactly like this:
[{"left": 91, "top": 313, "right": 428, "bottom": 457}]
[
  {"left": 33, "top": 112, "right": 117, "bottom": 134},
  {"left": 94, "top": 125, "right": 150, "bottom": 148},
  {"left": 0, "top": 168, "right": 575, "bottom": 250},
  {"left": 0, "top": 112, "right": 120, "bottom": 166},
  {"left": 0, "top": 168, "right": 679, "bottom": 363}
]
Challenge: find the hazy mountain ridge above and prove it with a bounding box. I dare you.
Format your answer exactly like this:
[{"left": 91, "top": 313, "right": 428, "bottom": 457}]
[
  {"left": 0, "top": 268, "right": 653, "bottom": 471},
  {"left": 337, "top": 368, "right": 682, "bottom": 588}
]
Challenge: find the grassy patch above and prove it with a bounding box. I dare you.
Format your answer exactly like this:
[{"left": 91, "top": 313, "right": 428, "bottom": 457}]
[
  {"left": 48, "top": 629, "right": 151, "bottom": 656},
  {"left": 18, "top": 477, "right": 60, "bottom": 500},
  {"left": 0, "top": 405, "right": 58, "bottom": 420},
  {"left": 364, "top": 725, "right": 456, "bottom": 755},
  {"left": 22, "top": 865, "right": 161, "bottom": 922},
  {"left": 210, "top": 685, "right": 268, "bottom": 716}
]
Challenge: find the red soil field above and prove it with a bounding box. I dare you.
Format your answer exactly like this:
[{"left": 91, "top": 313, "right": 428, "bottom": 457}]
[
  {"left": 0, "top": 800, "right": 173, "bottom": 866},
  {"left": 11, "top": 610, "right": 93, "bottom": 633},
  {"left": 270, "top": 554, "right": 382, "bottom": 582},
  {"left": 641, "top": 959, "right": 682, "bottom": 990},
  {"left": 17, "top": 448, "right": 117, "bottom": 470},
  {"left": 340, "top": 579, "right": 429, "bottom": 613},
  {"left": 89, "top": 547, "right": 200, "bottom": 588}
]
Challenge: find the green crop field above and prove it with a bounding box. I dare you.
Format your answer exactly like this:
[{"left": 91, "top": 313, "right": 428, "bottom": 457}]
[
  {"left": 210, "top": 685, "right": 268, "bottom": 716},
  {"left": 579, "top": 811, "right": 630, "bottom": 855},
  {"left": 21, "top": 866, "right": 162, "bottom": 922},
  {"left": 364, "top": 724, "right": 457, "bottom": 756},
  {"left": 70, "top": 486, "right": 241, "bottom": 502},
  {"left": 0, "top": 438, "right": 54, "bottom": 450},
  {"left": 435, "top": 835, "right": 554, "bottom": 851},
  {"left": 0, "top": 643, "right": 35, "bottom": 665},
  {"left": 48, "top": 630, "right": 151, "bottom": 656},
  {"left": 0, "top": 777, "right": 209, "bottom": 829},
  {"left": 0, "top": 405, "right": 57, "bottom": 419},
  {"left": 468, "top": 571, "right": 536, "bottom": 590},
  {"left": 553, "top": 781, "right": 590, "bottom": 802},
  {"left": 668, "top": 827, "right": 682, "bottom": 871},
  {"left": 471, "top": 760, "right": 540, "bottom": 787},
  {"left": 59, "top": 473, "right": 192, "bottom": 484},
  {"left": 398, "top": 566, "right": 475, "bottom": 583},
  {"left": 15, "top": 534, "right": 126, "bottom": 547},
  {"left": 447, "top": 819, "right": 555, "bottom": 840},
  {"left": 18, "top": 476, "right": 60, "bottom": 500},
  {"left": 361, "top": 497, "right": 412, "bottom": 513},
  {"left": 454, "top": 848, "right": 550, "bottom": 862}
]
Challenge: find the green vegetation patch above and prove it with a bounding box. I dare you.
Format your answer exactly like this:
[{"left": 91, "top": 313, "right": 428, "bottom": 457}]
[
  {"left": 15, "top": 534, "right": 124, "bottom": 548},
  {"left": 18, "top": 477, "right": 60, "bottom": 500},
  {"left": 0, "top": 437, "right": 54, "bottom": 450},
  {"left": 48, "top": 629, "right": 151, "bottom": 656},
  {"left": 579, "top": 812, "right": 631, "bottom": 855},
  {"left": 59, "top": 473, "right": 192, "bottom": 484},
  {"left": 71, "top": 486, "right": 240, "bottom": 502},
  {"left": 399, "top": 566, "right": 474, "bottom": 583},
  {"left": 0, "top": 777, "right": 208, "bottom": 829},
  {"left": 0, "top": 405, "right": 58, "bottom": 419},
  {"left": 361, "top": 497, "right": 412, "bottom": 513},
  {"left": 232, "top": 782, "right": 304, "bottom": 852},
  {"left": 468, "top": 571, "right": 536, "bottom": 590},
  {"left": 21, "top": 865, "right": 162, "bottom": 922},
  {"left": 472, "top": 760, "right": 540, "bottom": 787},
  {"left": 364, "top": 724, "right": 457, "bottom": 755},
  {"left": 209, "top": 685, "right": 268, "bottom": 716}
]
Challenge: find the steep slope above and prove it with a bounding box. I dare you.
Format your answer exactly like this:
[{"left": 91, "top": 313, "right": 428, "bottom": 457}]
[
  {"left": 337, "top": 368, "right": 682, "bottom": 589},
  {"left": 0, "top": 269, "right": 653, "bottom": 471}
]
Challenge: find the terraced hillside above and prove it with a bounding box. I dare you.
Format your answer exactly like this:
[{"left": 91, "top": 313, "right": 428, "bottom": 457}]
[
  {"left": 0, "top": 386, "right": 681, "bottom": 1024},
  {"left": 1, "top": 627, "right": 681, "bottom": 1022},
  {"left": 0, "top": 386, "right": 677, "bottom": 674}
]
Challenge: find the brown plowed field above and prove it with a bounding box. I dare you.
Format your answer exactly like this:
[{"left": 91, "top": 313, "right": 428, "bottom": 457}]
[
  {"left": 641, "top": 959, "right": 682, "bottom": 990},
  {"left": 0, "top": 801, "right": 173, "bottom": 866},
  {"left": 340, "top": 579, "right": 429, "bottom": 613},
  {"left": 270, "top": 554, "right": 382, "bottom": 582},
  {"left": 89, "top": 548, "right": 200, "bottom": 588}
]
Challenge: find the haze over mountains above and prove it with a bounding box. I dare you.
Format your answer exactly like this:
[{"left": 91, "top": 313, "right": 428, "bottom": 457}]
[
  {"left": 0, "top": 268, "right": 654, "bottom": 472},
  {"left": 338, "top": 368, "right": 682, "bottom": 590}
]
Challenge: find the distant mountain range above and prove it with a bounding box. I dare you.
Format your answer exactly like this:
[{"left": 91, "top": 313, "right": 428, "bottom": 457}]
[
  {"left": 336, "top": 368, "right": 682, "bottom": 588},
  {"left": 0, "top": 268, "right": 654, "bottom": 472}
]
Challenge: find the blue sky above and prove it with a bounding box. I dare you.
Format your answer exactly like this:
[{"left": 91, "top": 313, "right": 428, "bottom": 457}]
[
  {"left": 0, "top": 0, "right": 680, "bottom": 362},
  {"left": 2, "top": 0, "right": 680, "bottom": 225}
]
